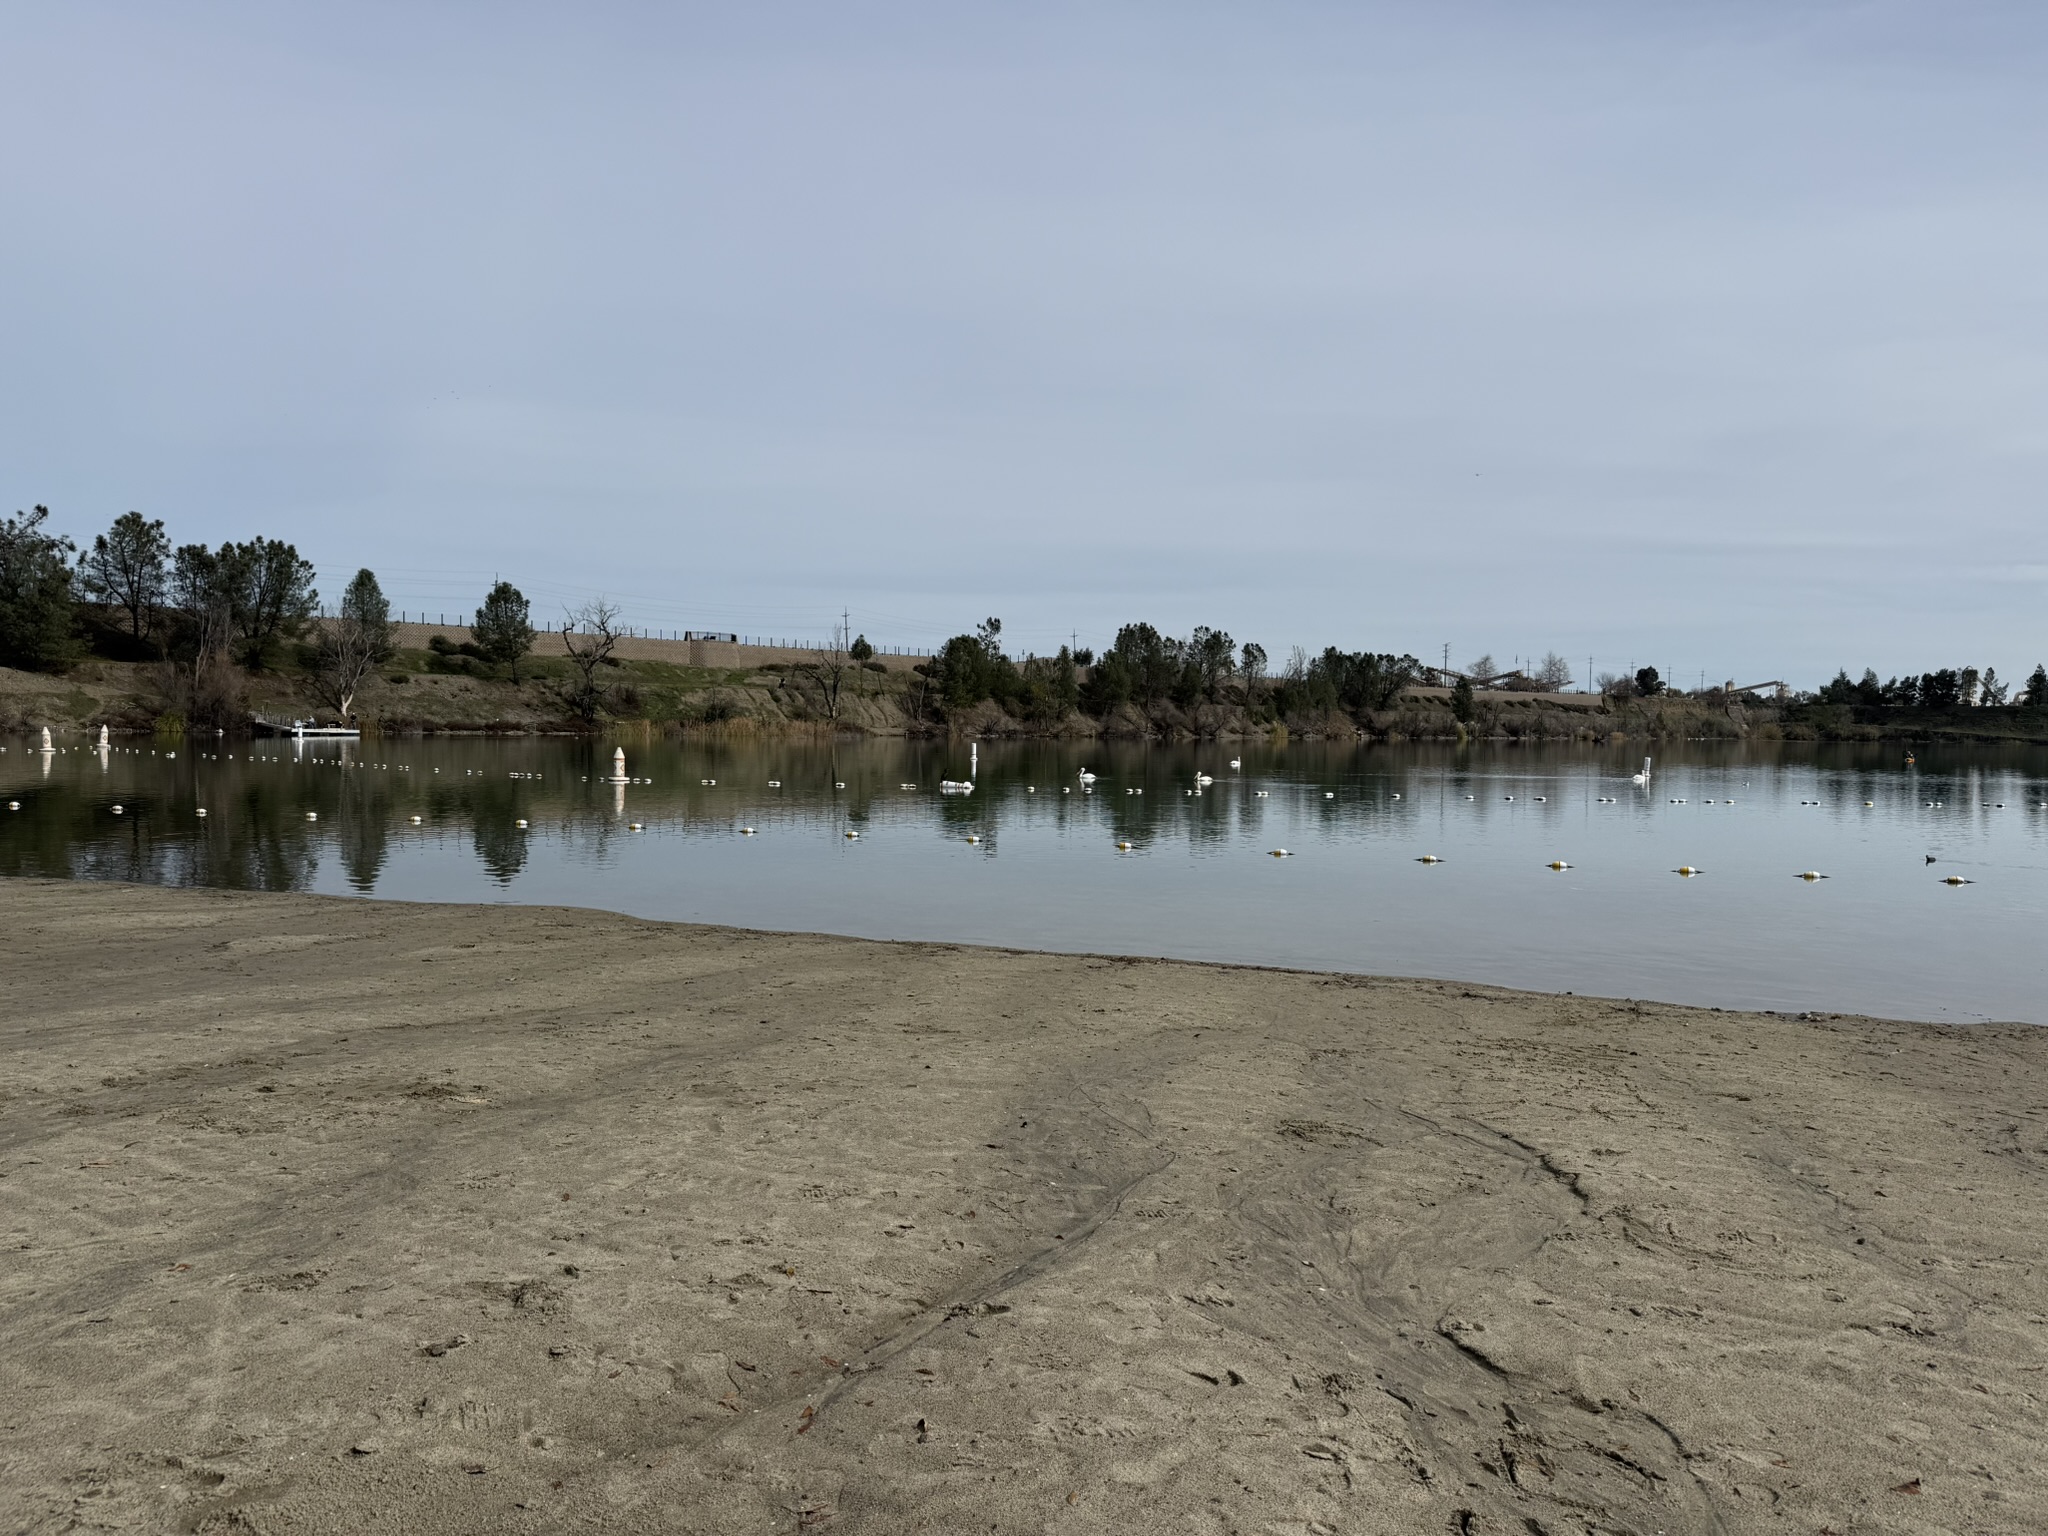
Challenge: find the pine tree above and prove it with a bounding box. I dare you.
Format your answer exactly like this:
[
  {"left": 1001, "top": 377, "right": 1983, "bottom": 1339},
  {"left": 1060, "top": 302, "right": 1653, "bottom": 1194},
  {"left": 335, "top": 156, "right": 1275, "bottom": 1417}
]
[{"left": 472, "top": 581, "right": 536, "bottom": 682}]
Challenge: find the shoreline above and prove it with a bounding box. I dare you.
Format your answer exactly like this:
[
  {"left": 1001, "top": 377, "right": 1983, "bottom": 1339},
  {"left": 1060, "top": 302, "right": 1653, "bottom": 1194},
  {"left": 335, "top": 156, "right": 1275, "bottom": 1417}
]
[{"left": 5, "top": 878, "right": 2046, "bottom": 1533}]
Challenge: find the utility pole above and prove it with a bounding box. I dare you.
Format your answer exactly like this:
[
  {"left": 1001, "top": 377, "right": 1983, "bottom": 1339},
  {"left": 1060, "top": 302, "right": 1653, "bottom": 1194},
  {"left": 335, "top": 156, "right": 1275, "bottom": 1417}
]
[{"left": 1442, "top": 642, "right": 1450, "bottom": 688}]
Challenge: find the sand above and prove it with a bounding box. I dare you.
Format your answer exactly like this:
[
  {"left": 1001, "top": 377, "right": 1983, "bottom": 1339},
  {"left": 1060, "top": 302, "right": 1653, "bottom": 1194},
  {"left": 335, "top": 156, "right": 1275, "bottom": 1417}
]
[{"left": 2, "top": 878, "right": 2044, "bottom": 1535}]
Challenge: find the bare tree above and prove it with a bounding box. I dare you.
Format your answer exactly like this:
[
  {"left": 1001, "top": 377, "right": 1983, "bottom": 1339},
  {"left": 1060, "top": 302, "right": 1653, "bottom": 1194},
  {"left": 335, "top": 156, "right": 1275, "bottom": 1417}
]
[
  {"left": 804, "top": 615, "right": 854, "bottom": 723},
  {"left": 1533, "top": 651, "right": 1574, "bottom": 690},
  {"left": 559, "top": 598, "right": 622, "bottom": 724},
  {"left": 309, "top": 568, "right": 394, "bottom": 720}
]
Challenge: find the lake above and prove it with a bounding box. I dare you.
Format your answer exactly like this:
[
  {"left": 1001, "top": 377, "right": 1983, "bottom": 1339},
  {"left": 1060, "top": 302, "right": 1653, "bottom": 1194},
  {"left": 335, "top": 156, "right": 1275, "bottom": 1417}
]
[{"left": 6, "top": 733, "right": 2046, "bottom": 1024}]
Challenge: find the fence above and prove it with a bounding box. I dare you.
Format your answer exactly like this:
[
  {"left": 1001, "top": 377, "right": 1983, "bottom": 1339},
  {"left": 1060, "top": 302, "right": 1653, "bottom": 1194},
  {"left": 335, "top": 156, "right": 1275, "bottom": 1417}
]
[{"left": 385, "top": 613, "right": 932, "bottom": 658}]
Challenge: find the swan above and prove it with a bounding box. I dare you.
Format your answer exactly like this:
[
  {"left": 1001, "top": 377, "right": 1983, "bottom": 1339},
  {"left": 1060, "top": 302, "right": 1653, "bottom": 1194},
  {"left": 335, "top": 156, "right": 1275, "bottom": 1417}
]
[
  {"left": 1195, "top": 773, "right": 1214, "bottom": 786},
  {"left": 1077, "top": 768, "right": 1098, "bottom": 783}
]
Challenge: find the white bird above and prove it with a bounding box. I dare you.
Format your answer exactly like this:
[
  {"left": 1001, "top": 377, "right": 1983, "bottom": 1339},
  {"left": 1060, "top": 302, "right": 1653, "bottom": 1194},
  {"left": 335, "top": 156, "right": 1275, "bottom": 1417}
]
[
  {"left": 1078, "top": 768, "right": 1097, "bottom": 783},
  {"left": 1631, "top": 757, "right": 1652, "bottom": 785},
  {"left": 1229, "top": 758, "right": 1241, "bottom": 770},
  {"left": 1195, "top": 773, "right": 1214, "bottom": 786},
  {"left": 1391, "top": 793, "right": 1401, "bottom": 800}
]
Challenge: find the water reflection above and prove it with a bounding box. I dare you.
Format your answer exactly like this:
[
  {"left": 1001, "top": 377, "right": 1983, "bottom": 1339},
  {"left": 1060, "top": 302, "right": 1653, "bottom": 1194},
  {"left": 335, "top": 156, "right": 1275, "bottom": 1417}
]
[{"left": 6, "top": 733, "right": 2048, "bottom": 1022}]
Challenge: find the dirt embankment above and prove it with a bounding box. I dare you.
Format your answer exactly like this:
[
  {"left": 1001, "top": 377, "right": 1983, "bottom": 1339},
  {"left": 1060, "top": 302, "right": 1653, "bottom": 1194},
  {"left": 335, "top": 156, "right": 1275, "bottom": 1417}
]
[{"left": 5, "top": 877, "right": 2045, "bottom": 1534}]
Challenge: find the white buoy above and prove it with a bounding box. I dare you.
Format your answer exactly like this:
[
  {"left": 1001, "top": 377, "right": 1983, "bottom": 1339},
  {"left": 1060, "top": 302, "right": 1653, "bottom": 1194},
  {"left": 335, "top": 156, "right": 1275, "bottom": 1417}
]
[
  {"left": 1547, "top": 859, "right": 1571, "bottom": 870},
  {"left": 98, "top": 725, "right": 109, "bottom": 747},
  {"left": 1417, "top": 854, "right": 1442, "bottom": 864},
  {"left": 196, "top": 808, "right": 207, "bottom": 817},
  {"left": 515, "top": 819, "right": 528, "bottom": 829},
  {"left": 740, "top": 825, "right": 756, "bottom": 835},
  {"left": 1269, "top": 848, "right": 1293, "bottom": 857},
  {"left": 845, "top": 829, "right": 860, "bottom": 839},
  {"left": 306, "top": 811, "right": 318, "bottom": 821},
  {"left": 40, "top": 728, "right": 53, "bottom": 751},
  {"left": 409, "top": 815, "right": 422, "bottom": 824},
  {"left": 1116, "top": 839, "right": 1134, "bottom": 851}
]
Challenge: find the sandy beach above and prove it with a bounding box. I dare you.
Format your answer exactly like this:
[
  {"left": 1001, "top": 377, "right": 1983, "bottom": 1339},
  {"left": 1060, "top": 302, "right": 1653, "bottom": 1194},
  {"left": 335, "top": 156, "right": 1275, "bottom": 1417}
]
[{"left": 3, "top": 877, "right": 2044, "bottom": 1535}]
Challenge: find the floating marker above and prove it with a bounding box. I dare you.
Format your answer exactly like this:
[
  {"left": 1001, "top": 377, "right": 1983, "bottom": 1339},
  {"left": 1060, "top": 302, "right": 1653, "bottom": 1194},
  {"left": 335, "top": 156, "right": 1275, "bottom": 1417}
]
[
  {"left": 515, "top": 819, "right": 528, "bottom": 829},
  {"left": 1798, "top": 871, "right": 1827, "bottom": 881},
  {"left": 1533, "top": 795, "right": 1546, "bottom": 802},
  {"left": 1324, "top": 792, "right": 1335, "bottom": 799},
  {"left": 1547, "top": 860, "right": 1571, "bottom": 870},
  {"left": 768, "top": 780, "right": 781, "bottom": 787},
  {"left": 1942, "top": 875, "right": 1973, "bottom": 886},
  {"left": 1674, "top": 866, "right": 1700, "bottom": 877},
  {"left": 305, "top": 811, "right": 318, "bottom": 821},
  {"left": 740, "top": 826, "right": 756, "bottom": 835},
  {"left": 111, "top": 805, "right": 123, "bottom": 814},
  {"left": 845, "top": 830, "right": 860, "bottom": 839},
  {"left": 965, "top": 834, "right": 981, "bottom": 844},
  {"left": 1417, "top": 854, "right": 1442, "bottom": 864},
  {"left": 628, "top": 822, "right": 644, "bottom": 831},
  {"left": 1116, "top": 839, "right": 1134, "bottom": 851},
  {"left": 835, "top": 781, "right": 846, "bottom": 789},
  {"left": 195, "top": 808, "right": 207, "bottom": 817},
  {"left": 409, "top": 815, "right": 422, "bottom": 825},
  {"left": 1391, "top": 793, "right": 1401, "bottom": 800}
]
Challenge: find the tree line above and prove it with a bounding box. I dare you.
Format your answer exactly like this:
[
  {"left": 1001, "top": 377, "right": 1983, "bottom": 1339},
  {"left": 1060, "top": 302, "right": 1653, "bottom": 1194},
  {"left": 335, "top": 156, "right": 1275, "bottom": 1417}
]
[
  {"left": 0, "top": 506, "right": 542, "bottom": 726},
  {"left": 911, "top": 618, "right": 1427, "bottom": 726},
  {"left": 1816, "top": 665, "right": 2048, "bottom": 712}
]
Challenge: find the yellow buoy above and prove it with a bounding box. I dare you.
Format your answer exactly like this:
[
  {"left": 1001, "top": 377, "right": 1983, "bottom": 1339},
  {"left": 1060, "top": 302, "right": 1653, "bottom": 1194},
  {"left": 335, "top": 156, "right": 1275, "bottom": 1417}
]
[
  {"left": 1547, "top": 860, "right": 1571, "bottom": 871},
  {"left": 1674, "top": 865, "right": 1700, "bottom": 876}
]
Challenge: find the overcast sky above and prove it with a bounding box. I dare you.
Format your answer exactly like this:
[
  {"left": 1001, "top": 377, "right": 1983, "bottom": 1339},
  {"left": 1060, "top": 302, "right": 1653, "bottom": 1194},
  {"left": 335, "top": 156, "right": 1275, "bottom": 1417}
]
[{"left": 5, "top": 2, "right": 2044, "bottom": 686}]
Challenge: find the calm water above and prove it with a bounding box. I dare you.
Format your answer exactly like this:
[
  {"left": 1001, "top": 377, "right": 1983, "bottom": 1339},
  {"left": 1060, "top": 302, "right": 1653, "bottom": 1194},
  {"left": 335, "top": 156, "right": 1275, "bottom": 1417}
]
[{"left": 6, "top": 734, "right": 2047, "bottom": 1024}]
